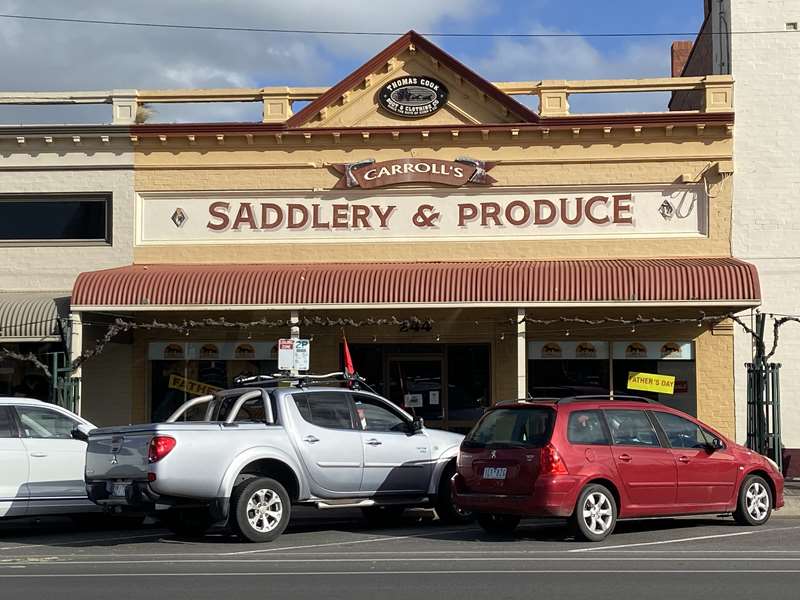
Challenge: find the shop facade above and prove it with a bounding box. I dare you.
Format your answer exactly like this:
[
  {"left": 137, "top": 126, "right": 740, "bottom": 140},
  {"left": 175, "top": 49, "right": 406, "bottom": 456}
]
[{"left": 67, "top": 32, "right": 755, "bottom": 437}]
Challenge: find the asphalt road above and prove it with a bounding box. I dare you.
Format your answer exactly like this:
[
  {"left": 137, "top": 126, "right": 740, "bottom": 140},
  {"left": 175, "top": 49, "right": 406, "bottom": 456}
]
[{"left": 1, "top": 509, "right": 799, "bottom": 599}]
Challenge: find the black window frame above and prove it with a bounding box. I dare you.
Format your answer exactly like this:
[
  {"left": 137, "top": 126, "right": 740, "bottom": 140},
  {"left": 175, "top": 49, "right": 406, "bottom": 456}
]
[
  {"left": 602, "top": 408, "right": 663, "bottom": 448},
  {"left": 567, "top": 408, "right": 612, "bottom": 446},
  {"left": 0, "top": 193, "right": 112, "bottom": 245},
  {"left": 292, "top": 391, "right": 358, "bottom": 431}
]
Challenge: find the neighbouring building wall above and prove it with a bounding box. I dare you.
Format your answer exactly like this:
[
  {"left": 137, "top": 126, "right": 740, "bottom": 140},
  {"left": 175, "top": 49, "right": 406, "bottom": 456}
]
[
  {"left": 728, "top": 1, "right": 800, "bottom": 460},
  {"left": 82, "top": 342, "right": 134, "bottom": 426},
  {"left": 0, "top": 141, "right": 134, "bottom": 291}
]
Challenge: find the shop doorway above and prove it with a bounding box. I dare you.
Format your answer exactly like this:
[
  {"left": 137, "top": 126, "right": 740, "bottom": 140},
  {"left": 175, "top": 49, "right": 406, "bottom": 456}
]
[{"left": 387, "top": 355, "right": 444, "bottom": 423}]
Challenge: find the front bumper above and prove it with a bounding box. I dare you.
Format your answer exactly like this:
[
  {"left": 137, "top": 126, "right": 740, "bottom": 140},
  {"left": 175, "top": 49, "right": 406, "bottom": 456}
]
[{"left": 451, "top": 473, "right": 579, "bottom": 518}]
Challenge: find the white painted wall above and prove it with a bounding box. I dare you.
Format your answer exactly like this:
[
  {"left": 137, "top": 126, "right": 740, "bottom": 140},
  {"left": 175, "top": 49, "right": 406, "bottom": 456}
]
[{"left": 727, "top": 1, "right": 800, "bottom": 448}]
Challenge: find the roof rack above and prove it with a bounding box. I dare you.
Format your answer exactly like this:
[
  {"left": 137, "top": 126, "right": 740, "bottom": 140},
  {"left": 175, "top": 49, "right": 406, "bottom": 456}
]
[
  {"left": 234, "top": 371, "right": 380, "bottom": 395},
  {"left": 495, "top": 397, "right": 559, "bottom": 406},
  {"left": 556, "top": 394, "right": 658, "bottom": 405}
]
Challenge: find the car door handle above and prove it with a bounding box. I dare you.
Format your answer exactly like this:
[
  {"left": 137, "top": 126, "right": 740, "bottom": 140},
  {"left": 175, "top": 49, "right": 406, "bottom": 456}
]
[
  {"left": 303, "top": 435, "right": 320, "bottom": 444},
  {"left": 365, "top": 439, "right": 383, "bottom": 446},
  {"left": 30, "top": 452, "right": 48, "bottom": 458},
  {"left": 677, "top": 456, "right": 690, "bottom": 463},
  {"left": 618, "top": 453, "right": 632, "bottom": 462}
]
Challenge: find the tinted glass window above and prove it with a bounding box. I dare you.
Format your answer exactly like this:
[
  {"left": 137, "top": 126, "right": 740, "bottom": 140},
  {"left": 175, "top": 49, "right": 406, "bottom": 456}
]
[
  {"left": 605, "top": 409, "right": 660, "bottom": 447},
  {"left": 353, "top": 394, "right": 408, "bottom": 432},
  {"left": 464, "top": 408, "right": 554, "bottom": 448},
  {"left": 0, "top": 406, "right": 16, "bottom": 438},
  {"left": 16, "top": 406, "right": 78, "bottom": 439},
  {"left": 653, "top": 412, "right": 708, "bottom": 449},
  {"left": 0, "top": 197, "right": 108, "bottom": 241},
  {"left": 567, "top": 410, "right": 609, "bottom": 445},
  {"left": 293, "top": 392, "right": 354, "bottom": 430}
]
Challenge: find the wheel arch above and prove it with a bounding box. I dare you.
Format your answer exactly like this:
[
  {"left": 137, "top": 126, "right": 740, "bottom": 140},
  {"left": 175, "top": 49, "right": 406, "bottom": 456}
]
[
  {"left": 576, "top": 478, "right": 622, "bottom": 517},
  {"left": 427, "top": 449, "right": 459, "bottom": 496},
  {"left": 741, "top": 469, "right": 778, "bottom": 508},
  {"left": 219, "top": 447, "right": 308, "bottom": 502}
]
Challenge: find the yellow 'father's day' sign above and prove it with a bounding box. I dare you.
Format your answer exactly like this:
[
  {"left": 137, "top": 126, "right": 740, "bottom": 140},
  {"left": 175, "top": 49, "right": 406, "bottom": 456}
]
[{"left": 627, "top": 372, "right": 675, "bottom": 395}]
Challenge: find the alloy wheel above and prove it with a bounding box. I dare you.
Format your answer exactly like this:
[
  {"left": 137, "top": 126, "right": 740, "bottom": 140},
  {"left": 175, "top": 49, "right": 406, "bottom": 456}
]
[
  {"left": 246, "top": 488, "right": 283, "bottom": 533},
  {"left": 745, "top": 481, "right": 770, "bottom": 522},
  {"left": 582, "top": 491, "right": 613, "bottom": 535}
]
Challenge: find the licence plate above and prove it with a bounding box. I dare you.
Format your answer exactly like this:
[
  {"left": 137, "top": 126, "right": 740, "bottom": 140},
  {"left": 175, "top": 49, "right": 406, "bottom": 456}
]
[
  {"left": 109, "top": 482, "right": 130, "bottom": 497},
  {"left": 482, "top": 467, "right": 507, "bottom": 480}
]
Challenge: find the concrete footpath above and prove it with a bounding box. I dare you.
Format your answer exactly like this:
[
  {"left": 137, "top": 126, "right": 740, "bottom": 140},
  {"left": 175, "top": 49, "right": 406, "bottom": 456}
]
[{"left": 783, "top": 480, "right": 800, "bottom": 515}]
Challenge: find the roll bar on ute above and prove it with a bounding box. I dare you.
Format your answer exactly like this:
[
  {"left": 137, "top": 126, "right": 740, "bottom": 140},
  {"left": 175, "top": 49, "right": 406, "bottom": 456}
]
[{"left": 165, "top": 388, "right": 275, "bottom": 424}]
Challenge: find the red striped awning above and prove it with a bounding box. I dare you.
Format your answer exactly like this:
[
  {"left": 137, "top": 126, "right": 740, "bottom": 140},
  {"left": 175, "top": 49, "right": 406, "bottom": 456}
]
[{"left": 71, "top": 258, "right": 760, "bottom": 309}]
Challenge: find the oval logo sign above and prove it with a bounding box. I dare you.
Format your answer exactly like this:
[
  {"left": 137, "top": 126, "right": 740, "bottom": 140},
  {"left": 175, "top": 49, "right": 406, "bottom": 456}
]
[{"left": 378, "top": 76, "right": 448, "bottom": 118}]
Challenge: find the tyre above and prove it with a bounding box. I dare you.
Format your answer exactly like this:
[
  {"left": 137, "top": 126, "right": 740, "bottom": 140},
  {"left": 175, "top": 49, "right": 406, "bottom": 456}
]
[
  {"left": 733, "top": 475, "right": 772, "bottom": 526},
  {"left": 361, "top": 505, "right": 406, "bottom": 527},
  {"left": 434, "top": 464, "right": 474, "bottom": 525},
  {"left": 572, "top": 484, "right": 617, "bottom": 542},
  {"left": 231, "top": 477, "right": 291, "bottom": 543},
  {"left": 477, "top": 513, "right": 520, "bottom": 534},
  {"left": 160, "top": 507, "right": 214, "bottom": 538}
]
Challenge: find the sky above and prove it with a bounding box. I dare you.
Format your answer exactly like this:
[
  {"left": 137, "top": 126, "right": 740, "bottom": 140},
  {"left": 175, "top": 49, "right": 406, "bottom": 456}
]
[{"left": 0, "top": 0, "right": 706, "bottom": 123}]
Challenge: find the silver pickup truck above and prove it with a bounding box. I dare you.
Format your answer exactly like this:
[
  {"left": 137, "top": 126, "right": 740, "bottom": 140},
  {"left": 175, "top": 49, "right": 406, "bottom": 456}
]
[{"left": 85, "top": 375, "right": 470, "bottom": 542}]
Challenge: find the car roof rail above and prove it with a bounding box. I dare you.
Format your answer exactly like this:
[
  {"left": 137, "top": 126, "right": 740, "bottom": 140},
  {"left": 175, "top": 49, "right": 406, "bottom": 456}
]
[
  {"left": 235, "top": 371, "right": 380, "bottom": 395},
  {"left": 556, "top": 394, "right": 659, "bottom": 405}
]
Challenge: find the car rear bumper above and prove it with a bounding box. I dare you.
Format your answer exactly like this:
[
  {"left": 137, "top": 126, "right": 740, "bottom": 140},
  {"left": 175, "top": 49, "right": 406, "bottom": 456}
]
[
  {"left": 451, "top": 473, "right": 579, "bottom": 517},
  {"left": 86, "top": 480, "right": 161, "bottom": 507}
]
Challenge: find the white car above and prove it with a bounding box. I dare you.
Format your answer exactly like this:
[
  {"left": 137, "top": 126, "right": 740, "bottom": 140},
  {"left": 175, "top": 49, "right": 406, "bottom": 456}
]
[{"left": 0, "top": 397, "right": 98, "bottom": 519}]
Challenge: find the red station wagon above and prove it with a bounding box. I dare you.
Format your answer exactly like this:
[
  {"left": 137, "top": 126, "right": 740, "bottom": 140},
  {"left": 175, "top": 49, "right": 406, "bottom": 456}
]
[{"left": 452, "top": 396, "right": 784, "bottom": 541}]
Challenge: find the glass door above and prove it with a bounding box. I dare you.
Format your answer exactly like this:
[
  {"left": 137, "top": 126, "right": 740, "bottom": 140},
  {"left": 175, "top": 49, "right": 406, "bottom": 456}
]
[{"left": 386, "top": 355, "right": 444, "bottom": 426}]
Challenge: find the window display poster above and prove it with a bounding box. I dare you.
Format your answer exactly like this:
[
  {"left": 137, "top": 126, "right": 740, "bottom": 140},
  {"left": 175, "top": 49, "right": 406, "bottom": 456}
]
[
  {"left": 429, "top": 390, "right": 440, "bottom": 405},
  {"left": 404, "top": 393, "right": 423, "bottom": 408}
]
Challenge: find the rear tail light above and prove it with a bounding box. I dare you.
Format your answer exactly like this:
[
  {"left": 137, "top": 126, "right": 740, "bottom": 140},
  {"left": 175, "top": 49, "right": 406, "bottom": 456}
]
[
  {"left": 148, "top": 436, "right": 176, "bottom": 463},
  {"left": 540, "top": 443, "right": 569, "bottom": 475}
]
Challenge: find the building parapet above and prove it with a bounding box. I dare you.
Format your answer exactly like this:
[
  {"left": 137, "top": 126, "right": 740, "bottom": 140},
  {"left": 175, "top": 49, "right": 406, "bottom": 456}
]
[{"left": 0, "top": 75, "right": 733, "bottom": 126}]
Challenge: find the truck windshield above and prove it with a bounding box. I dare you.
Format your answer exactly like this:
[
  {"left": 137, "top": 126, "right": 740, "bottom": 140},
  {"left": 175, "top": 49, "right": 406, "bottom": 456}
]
[{"left": 463, "top": 407, "right": 554, "bottom": 448}]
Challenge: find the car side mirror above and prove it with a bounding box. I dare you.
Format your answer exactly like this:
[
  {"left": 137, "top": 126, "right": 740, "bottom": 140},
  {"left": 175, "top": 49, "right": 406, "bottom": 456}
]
[
  {"left": 410, "top": 416, "right": 424, "bottom": 434},
  {"left": 71, "top": 425, "right": 91, "bottom": 442},
  {"left": 705, "top": 437, "right": 723, "bottom": 452}
]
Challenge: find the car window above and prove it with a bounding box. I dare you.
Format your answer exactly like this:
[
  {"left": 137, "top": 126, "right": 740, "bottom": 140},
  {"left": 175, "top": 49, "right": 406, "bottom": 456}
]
[
  {"left": 701, "top": 427, "right": 725, "bottom": 449},
  {"left": 653, "top": 412, "right": 709, "bottom": 449},
  {"left": 567, "top": 410, "right": 609, "bottom": 445},
  {"left": 605, "top": 409, "right": 661, "bottom": 447},
  {"left": 352, "top": 394, "right": 408, "bottom": 432},
  {"left": 15, "top": 406, "right": 79, "bottom": 439},
  {"left": 232, "top": 397, "right": 267, "bottom": 423},
  {"left": 464, "top": 408, "right": 554, "bottom": 448},
  {"left": 0, "top": 406, "right": 16, "bottom": 438},
  {"left": 292, "top": 392, "right": 355, "bottom": 430}
]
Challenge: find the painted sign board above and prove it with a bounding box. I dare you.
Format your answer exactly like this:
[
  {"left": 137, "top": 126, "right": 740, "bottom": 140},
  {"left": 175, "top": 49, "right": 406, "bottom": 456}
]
[
  {"left": 378, "top": 76, "right": 448, "bottom": 118},
  {"left": 138, "top": 185, "right": 706, "bottom": 246}
]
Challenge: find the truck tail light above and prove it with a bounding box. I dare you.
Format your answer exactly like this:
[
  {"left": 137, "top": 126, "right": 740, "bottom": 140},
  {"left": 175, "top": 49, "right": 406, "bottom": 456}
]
[
  {"left": 540, "top": 443, "right": 569, "bottom": 475},
  {"left": 148, "top": 436, "right": 176, "bottom": 463}
]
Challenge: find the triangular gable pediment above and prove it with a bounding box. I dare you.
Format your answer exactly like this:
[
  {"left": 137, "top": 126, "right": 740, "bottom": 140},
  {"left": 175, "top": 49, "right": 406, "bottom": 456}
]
[{"left": 287, "top": 31, "right": 539, "bottom": 129}]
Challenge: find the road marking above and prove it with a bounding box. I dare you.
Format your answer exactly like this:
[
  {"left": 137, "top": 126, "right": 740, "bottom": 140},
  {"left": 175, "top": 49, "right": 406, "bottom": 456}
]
[
  {"left": 569, "top": 525, "right": 800, "bottom": 552},
  {"left": 222, "top": 527, "right": 481, "bottom": 556},
  {"left": 0, "top": 532, "right": 167, "bottom": 552},
  {"left": 2, "top": 569, "right": 800, "bottom": 578},
  {"left": 5, "top": 556, "right": 800, "bottom": 568}
]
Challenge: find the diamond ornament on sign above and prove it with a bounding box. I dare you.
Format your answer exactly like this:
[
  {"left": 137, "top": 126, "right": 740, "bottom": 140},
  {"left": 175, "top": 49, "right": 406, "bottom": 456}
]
[
  {"left": 658, "top": 199, "right": 674, "bottom": 220},
  {"left": 171, "top": 208, "right": 187, "bottom": 228}
]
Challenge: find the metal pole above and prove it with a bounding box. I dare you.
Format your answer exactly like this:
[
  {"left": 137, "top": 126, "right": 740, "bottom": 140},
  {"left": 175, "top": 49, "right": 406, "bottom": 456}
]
[
  {"left": 516, "top": 308, "right": 526, "bottom": 399},
  {"left": 290, "top": 311, "right": 300, "bottom": 377}
]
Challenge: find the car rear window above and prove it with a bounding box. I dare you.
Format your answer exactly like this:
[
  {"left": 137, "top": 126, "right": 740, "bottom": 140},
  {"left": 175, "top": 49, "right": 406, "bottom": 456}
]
[{"left": 464, "top": 407, "right": 554, "bottom": 448}]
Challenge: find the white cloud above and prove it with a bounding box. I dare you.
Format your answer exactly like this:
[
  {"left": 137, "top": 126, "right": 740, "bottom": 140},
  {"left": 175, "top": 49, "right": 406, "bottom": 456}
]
[{"left": 473, "top": 24, "right": 673, "bottom": 113}]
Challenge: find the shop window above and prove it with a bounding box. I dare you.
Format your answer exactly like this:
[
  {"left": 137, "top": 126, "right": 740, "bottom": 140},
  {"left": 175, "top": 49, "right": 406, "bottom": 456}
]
[
  {"left": 148, "top": 341, "right": 278, "bottom": 422},
  {"left": 447, "top": 345, "right": 491, "bottom": 422},
  {"left": 528, "top": 341, "right": 610, "bottom": 399},
  {"left": 0, "top": 195, "right": 109, "bottom": 243}
]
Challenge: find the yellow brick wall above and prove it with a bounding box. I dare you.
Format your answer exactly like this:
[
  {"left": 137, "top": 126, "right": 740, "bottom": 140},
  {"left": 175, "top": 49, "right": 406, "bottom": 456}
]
[{"left": 695, "top": 326, "right": 735, "bottom": 438}]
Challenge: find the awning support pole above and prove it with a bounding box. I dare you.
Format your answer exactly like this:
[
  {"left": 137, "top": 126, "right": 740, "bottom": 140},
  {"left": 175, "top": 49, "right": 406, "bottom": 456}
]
[
  {"left": 69, "top": 311, "right": 83, "bottom": 416},
  {"left": 290, "top": 310, "right": 300, "bottom": 377},
  {"left": 516, "top": 308, "right": 527, "bottom": 399}
]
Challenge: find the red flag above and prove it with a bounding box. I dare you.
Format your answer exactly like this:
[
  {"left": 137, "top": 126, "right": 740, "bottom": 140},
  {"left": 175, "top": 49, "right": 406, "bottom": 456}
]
[{"left": 342, "top": 331, "right": 355, "bottom": 376}]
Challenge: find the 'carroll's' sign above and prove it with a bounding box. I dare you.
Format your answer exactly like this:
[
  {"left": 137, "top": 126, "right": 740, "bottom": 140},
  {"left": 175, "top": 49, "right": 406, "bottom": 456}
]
[
  {"left": 332, "top": 158, "right": 495, "bottom": 189},
  {"left": 378, "top": 76, "right": 448, "bottom": 118},
  {"left": 137, "top": 185, "right": 706, "bottom": 245}
]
